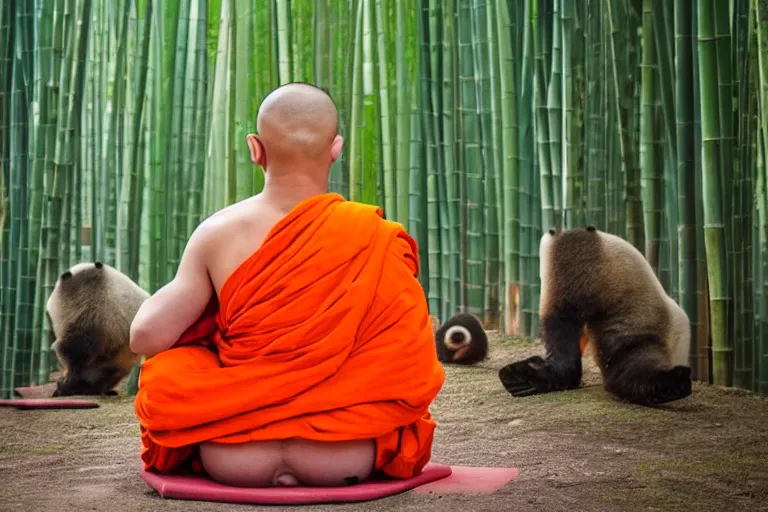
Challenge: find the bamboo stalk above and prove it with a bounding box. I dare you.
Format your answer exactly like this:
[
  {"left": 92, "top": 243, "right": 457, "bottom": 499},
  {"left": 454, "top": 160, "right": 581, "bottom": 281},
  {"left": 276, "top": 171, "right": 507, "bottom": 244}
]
[
  {"left": 605, "top": 0, "right": 644, "bottom": 250},
  {"left": 640, "top": 0, "right": 662, "bottom": 273},
  {"left": 698, "top": 0, "right": 732, "bottom": 387},
  {"left": 675, "top": 0, "right": 700, "bottom": 376}
]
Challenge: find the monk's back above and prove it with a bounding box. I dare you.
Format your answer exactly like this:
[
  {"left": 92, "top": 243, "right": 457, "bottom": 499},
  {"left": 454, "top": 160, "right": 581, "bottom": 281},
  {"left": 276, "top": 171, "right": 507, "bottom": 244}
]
[
  {"left": 133, "top": 83, "right": 444, "bottom": 489},
  {"left": 204, "top": 194, "right": 293, "bottom": 297}
]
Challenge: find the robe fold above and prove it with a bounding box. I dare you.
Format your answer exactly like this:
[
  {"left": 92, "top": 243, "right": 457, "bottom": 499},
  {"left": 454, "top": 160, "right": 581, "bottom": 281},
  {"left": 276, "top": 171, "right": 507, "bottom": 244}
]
[{"left": 134, "top": 193, "right": 446, "bottom": 480}]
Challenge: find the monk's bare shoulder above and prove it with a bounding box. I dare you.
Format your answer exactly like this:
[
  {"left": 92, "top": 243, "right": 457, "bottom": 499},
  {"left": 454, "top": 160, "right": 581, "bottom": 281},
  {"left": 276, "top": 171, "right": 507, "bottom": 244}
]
[
  {"left": 195, "top": 195, "right": 264, "bottom": 238},
  {"left": 191, "top": 195, "right": 290, "bottom": 293}
]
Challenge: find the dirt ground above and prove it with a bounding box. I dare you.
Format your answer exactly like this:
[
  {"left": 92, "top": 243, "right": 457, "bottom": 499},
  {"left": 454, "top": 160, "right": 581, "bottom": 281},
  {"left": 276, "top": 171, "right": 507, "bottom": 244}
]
[{"left": 1, "top": 332, "right": 767, "bottom": 512}]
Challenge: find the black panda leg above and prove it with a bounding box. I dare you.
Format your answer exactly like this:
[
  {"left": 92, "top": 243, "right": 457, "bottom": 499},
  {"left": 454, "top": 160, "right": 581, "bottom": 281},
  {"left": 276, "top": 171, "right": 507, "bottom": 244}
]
[
  {"left": 91, "top": 362, "right": 124, "bottom": 396},
  {"left": 53, "top": 327, "right": 102, "bottom": 396},
  {"left": 499, "top": 314, "right": 583, "bottom": 397},
  {"left": 605, "top": 364, "right": 692, "bottom": 406},
  {"left": 53, "top": 372, "right": 87, "bottom": 397},
  {"left": 600, "top": 335, "right": 693, "bottom": 405}
]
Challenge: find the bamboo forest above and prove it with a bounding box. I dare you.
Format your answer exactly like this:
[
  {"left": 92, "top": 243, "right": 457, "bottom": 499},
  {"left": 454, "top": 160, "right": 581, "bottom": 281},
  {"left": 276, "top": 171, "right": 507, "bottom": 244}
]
[{"left": 1, "top": 0, "right": 768, "bottom": 400}]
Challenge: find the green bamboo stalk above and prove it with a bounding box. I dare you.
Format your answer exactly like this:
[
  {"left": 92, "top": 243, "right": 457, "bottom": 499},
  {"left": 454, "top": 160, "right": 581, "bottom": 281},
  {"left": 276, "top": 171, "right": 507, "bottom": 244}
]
[
  {"left": 185, "top": 0, "right": 208, "bottom": 235},
  {"left": 653, "top": 0, "right": 679, "bottom": 296},
  {"left": 148, "top": 1, "right": 169, "bottom": 290},
  {"left": 562, "top": 0, "right": 577, "bottom": 228},
  {"left": 495, "top": 0, "right": 520, "bottom": 333},
  {"left": 534, "top": 0, "right": 555, "bottom": 231},
  {"left": 347, "top": 0, "right": 365, "bottom": 202},
  {"left": 275, "top": 0, "right": 292, "bottom": 84},
  {"left": 674, "top": 0, "right": 700, "bottom": 376},
  {"left": 483, "top": 0, "right": 504, "bottom": 328},
  {"left": 419, "top": 0, "right": 442, "bottom": 316},
  {"left": 374, "top": 0, "right": 395, "bottom": 218},
  {"left": 469, "top": 0, "right": 497, "bottom": 325},
  {"left": 234, "top": 1, "right": 257, "bottom": 200},
  {"left": 606, "top": 0, "right": 644, "bottom": 250},
  {"left": 203, "top": 0, "right": 232, "bottom": 219},
  {"left": 651, "top": 0, "right": 677, "bottom": 165},
  {"left": 714, "top": 0, "right": 737, "bottom": 380},
  {"left": 584, "top": 0, "right": 605, "bottom": 229},
  {"left": 313, "top": 0, "right": 331, "bottom": 90},
  {"left": 408, "top": 32, "right": 428, "bottom": 293},
  {"left": 457, "top": 0, "right": 483, "bottom": 316},
  {"left": 545, "top": 0, "right": 561, "bottom": 226},
  {"left": 119, "top": 0, "right": 152, "bottom": 282},
  {"left": 563, "top": 0, "right": 586, "bottom": 228},
  {"left": 16, "top": 1, "right": 55, "bottom": 385},
  {"left": 166, "top": 0, "right": 191, "bottom": 273},
  {"left": 394, "top": 0, "right": 410, "bottom": 227},
  {"left": 436, "top": 0, "right": 456, "bottom": 319},
  {"left": 519, "top": 0, "right": 536, "bottom": 335},
  {"left": 754, "top": 0, "right": 768, "bottom": 393},
  {"left": 732, "top": 0, "right": 754, "bottom": 390},
  {"left": 39, "top": 0, "right": 92, "bottom": 381},
  {"left": 6, "top": 1, "right": 34, "bottom": 389},
  {"left": 640, "top": 0, "right": 662, "bottom": 274},
  {"left": 698, "top": 0, "right": 731, "bottom": 387}
]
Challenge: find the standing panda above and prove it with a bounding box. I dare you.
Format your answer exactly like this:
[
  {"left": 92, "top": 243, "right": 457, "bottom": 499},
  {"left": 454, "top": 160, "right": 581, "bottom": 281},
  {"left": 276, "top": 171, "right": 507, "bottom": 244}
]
[
  {"left": 498, "top": 226, "right": 692, "bottom": 406},
  {"left": 434, "top": 312, "right": 489, "bottom": 365},
  {"left": 46, "top": 261, "right": 149, "bottom": 396}
]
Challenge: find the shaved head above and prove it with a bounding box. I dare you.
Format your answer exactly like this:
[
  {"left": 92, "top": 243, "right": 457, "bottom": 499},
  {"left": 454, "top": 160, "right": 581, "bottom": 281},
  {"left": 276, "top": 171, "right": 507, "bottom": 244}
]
[{"left": 249, "top": 83, "right": 342, "bottom": 172}]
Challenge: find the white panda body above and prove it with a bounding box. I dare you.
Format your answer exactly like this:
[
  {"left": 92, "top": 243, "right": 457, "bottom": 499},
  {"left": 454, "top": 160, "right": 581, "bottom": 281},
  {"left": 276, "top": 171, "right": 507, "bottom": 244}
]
[
  {"left": 46, "top": 261, "right": 149, "bottom": 396},
  {"left": 500, "top": 226, "right": 693, "bottom": 406}
]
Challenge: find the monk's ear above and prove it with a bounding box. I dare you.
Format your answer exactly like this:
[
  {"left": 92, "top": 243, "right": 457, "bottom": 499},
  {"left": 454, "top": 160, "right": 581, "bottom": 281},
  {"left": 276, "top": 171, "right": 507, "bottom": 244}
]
[
  {"left": 246, "top": 134, "right": 267, "bottom": 168},
  {"left": 330, "top": 135, "right": 343, "bottom": 163}
]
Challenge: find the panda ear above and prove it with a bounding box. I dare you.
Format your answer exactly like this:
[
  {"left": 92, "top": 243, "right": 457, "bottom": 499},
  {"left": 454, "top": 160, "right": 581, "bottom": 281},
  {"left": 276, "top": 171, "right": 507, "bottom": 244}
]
[
  {"left": 586, "top": 225, "right": 596, "bottom": 232},
  {"left": 94, "top": 261, "right": 103, "bottom": 269},
  {"left": 60, "top": 271, "right": 72, "bottom": 280},
  {"left": 548, "top": 228, "right": 556, "bottom": 235}
]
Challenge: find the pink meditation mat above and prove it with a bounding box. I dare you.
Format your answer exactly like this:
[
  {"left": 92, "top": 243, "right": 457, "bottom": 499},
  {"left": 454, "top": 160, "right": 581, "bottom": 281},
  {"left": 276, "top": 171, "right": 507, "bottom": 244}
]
[
  {"left": 14, "top": 383, "right": 58, "bottom": 398},
  {"left": 0, "top": 398, "right": 100, "bottom": 409},
  {"left": 141, "top": 462, "right": 518, "bottom": 505}
]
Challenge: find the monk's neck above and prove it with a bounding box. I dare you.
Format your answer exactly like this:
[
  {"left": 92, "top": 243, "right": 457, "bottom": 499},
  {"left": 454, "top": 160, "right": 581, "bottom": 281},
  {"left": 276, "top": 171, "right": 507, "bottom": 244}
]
[{"left": 261, "top": 170, "right": 330, "bottom": 209}]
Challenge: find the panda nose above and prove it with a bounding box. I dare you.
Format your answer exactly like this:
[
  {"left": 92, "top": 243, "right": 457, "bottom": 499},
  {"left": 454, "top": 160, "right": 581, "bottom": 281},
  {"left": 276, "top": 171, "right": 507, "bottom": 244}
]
[{"left": 450, "top": 332, "right": 465, "bottom": 344}]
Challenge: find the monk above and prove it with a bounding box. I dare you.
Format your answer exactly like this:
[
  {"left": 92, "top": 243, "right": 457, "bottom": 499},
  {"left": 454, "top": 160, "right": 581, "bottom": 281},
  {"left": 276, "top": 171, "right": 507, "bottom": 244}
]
[{"left": 129, "top": 82, "right": 446, "bottom": 488}]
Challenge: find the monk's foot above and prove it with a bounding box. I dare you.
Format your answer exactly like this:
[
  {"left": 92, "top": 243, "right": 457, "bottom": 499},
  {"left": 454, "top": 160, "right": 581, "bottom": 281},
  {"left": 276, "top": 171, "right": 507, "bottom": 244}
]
[
  {"left": 274, "top": 472, "right": 299, "bottom": 486},
  {"left": 199, "top": 438, "right": 376, "bottom": 488}
]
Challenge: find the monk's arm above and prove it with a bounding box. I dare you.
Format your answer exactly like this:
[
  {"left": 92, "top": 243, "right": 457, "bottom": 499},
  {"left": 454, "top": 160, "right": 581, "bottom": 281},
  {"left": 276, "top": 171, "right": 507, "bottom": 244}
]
[{"left": 129, "top": 225, "right": 214, "bottom": 357}]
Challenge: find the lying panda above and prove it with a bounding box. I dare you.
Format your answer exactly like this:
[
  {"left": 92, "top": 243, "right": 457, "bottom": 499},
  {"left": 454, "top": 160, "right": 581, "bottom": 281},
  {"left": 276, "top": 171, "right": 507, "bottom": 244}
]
[
  {"left": 499, "top": 226, "right": 692, "bottom": 406},
  {"left": 46, "top": 261, "right": 149, "bottom": 396}
]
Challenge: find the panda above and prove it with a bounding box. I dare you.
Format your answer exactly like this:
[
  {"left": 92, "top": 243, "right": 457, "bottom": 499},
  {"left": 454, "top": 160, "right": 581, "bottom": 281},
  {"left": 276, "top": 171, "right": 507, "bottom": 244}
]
[
  {"left": 498, "top": 226, "right": 692, "bottom": 406},
  {"left": 46, "top": 261, "right": 149, "bottom": 397},
  {"left": 434, "top": 312, "right": 489, "bottom": 365}
]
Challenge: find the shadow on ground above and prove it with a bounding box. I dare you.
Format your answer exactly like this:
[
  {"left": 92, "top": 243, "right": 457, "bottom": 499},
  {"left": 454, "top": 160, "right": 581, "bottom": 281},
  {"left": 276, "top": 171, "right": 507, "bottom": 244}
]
[{"left": 1, "top": 333, "right": 767, "bottom": 511}]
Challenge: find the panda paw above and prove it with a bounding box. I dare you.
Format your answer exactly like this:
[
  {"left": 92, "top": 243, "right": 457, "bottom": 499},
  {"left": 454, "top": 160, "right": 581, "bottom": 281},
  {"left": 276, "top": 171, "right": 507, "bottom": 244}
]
[{"left": 498, "top": 356, "right": 554, "bottom": 397}]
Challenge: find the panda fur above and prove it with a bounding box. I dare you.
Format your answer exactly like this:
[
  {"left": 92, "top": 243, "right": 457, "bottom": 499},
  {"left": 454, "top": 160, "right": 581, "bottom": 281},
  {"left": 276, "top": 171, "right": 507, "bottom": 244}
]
[
  {"left": 46, "top": 261, "right": 149, "bottom": 396},
  {"left": 435, "top": 312, "right": 488, "bottom": 365},
  {"left": 498, "top": 226, "right": 692, "bottom": 406}
]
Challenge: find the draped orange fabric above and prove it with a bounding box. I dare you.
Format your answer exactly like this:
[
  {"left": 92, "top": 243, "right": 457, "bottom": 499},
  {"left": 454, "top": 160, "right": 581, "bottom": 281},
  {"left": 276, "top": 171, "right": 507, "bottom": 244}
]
[{"left": 134, "top": 193, "right": 446, "bottom": 480}]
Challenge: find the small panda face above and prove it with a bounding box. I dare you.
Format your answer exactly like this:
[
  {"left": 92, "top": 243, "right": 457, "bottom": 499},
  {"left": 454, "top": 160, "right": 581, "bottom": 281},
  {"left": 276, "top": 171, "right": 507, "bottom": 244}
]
[
  {"left": 444, "top": 325, "right": 472, "bottom": 350},
  {"left": 434, "top": 313, "right": 489, "bottom": 366}
]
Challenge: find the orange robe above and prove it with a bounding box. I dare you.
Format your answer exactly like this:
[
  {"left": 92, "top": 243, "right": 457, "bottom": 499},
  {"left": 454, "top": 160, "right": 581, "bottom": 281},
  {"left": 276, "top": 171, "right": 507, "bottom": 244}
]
[{"left": 134, "top": 193, "right": 446, "bottom": 480}]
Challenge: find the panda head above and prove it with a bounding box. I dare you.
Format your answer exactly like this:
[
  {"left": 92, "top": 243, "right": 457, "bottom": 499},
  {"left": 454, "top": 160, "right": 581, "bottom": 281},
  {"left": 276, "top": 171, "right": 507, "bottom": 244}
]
[
  {"left": 443, "top": 324, "right": 472, "bottom": 351},
  {"left": 435, "top": 312, "right": 489, "bottom": 365}
]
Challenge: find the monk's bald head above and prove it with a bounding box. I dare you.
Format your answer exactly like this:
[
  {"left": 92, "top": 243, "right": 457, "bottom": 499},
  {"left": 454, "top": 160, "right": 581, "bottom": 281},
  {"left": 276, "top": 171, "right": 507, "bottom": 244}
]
[{"left": 250, "top": 83, "right": 341, "bottom": 169}]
